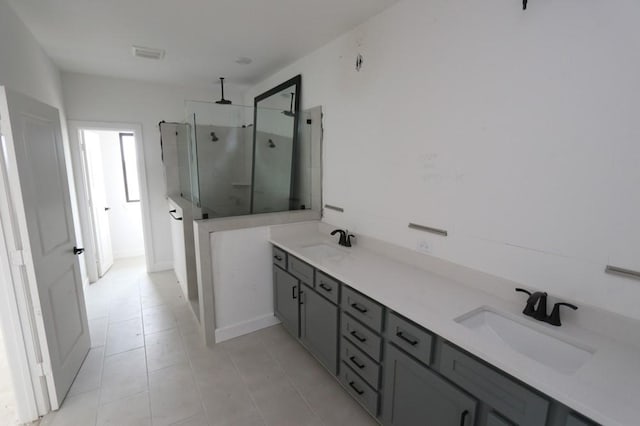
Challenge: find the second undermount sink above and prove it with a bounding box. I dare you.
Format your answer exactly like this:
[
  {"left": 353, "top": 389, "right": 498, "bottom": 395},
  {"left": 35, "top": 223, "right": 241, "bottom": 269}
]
[
  {"left": 456, "top": 307, "right": 594, "bottom": 375},
  {"left": 299, "top": 243, "right": 348, "bottom": 260}
]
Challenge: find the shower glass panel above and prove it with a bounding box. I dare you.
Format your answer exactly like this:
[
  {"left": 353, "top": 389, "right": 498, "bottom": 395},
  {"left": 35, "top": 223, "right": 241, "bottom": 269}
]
[
  {"left": 182, "top": 81, "right": 313, "bottom": 221},
  {"left": 252, "top": 104, "right": 295, "bottom": 214},
  {"left": 176, "top": 123, "right": 197, "bottom": 204},
  {"left": 185, "top": 101, "right": 253, "bottom": 220},
  {"left": 252, "top": 75, "right": 300, "bottom": 214}
]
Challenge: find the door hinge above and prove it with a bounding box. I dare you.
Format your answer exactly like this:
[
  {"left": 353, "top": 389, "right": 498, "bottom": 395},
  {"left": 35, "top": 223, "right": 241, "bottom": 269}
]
[{"left": 10, "top": 250, "right": 25, "bottom": 266}]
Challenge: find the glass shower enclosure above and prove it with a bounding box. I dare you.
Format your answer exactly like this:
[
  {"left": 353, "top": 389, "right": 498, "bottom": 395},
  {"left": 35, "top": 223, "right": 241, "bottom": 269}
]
[{"left": 179, "top": 86, "right": 315, "bottom": 220}]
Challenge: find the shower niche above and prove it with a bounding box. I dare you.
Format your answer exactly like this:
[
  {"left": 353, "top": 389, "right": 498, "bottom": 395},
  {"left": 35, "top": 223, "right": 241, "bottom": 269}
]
[{"left": 165, "top": 75, "right": 321, "bottom": 221}]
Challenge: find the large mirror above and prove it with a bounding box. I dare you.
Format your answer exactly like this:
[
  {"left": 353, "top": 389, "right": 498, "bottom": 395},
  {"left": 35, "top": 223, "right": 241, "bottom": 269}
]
[{"left": 251, "top": 75, "right": 301, "bottom": 214}]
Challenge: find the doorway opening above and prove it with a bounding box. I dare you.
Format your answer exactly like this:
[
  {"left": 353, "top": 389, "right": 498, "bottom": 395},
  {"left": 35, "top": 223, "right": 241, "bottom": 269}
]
[
  {"left": 80, "top": 129, "right": 146, "bottom": 279},
  {"left": 69, "top": 121, "right": 154, "bottom": 285}
]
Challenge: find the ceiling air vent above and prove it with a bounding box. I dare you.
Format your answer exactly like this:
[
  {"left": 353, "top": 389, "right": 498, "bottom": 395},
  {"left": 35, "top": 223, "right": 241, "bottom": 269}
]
[{"left": 131, "top": 45, "right": 165, "bottom": 60}]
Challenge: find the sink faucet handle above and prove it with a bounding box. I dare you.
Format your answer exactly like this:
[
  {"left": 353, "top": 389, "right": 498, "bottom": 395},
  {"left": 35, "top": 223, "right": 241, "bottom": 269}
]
[
  {"left": 547, "top": 302, "right": 578, "bottom": 326},
  {"left": 515, "top": 288, "right": 532, "bottom": 296}
]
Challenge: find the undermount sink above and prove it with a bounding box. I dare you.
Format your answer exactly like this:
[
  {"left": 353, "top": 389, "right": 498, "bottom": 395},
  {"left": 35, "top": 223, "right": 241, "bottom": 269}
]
[
  {"left": 299, "top": 243, "right": 347, "bottom": 259},
  {"left": 456, "top": 307, "right": 594, "bottom": 375}
]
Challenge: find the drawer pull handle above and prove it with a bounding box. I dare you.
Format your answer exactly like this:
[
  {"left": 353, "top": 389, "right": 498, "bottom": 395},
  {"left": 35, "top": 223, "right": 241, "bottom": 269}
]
[
  {"left": 274, "top": 255, "right": 283, "bottom": 261},
  {"left": 350, "top": 330, "right": 367, "bottom": 343},
  {"left": 319, "top": 282, "right": 332, "bottom": 292},
  {"left": 292, "top": 286, "right": 297, "bottom": 300},
  {"left": 351, "top": 302, "right": 368, "bottom": 314},
  {"left": 459, "top": 410, "right": 469, "bottom": 426},
  {"left": 348, "top": 381, "right": 364, "bottom": 395},
  {"left": 396, "top": 331, "right": 419, "bottom": 346},
  {"left": 349, "top": 356, "right": 365, "bottom": 369}
]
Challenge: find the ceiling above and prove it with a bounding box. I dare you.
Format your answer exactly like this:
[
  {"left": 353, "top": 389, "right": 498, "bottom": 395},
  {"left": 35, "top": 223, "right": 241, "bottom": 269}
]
[{"left": 9, "top": 0, "right": 397, "bottom": 88}]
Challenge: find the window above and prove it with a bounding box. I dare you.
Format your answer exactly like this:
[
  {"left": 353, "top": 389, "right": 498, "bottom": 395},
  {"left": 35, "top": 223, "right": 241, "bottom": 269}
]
[{"left": 119, "top": 133, "right": 140, "bottom": 202}]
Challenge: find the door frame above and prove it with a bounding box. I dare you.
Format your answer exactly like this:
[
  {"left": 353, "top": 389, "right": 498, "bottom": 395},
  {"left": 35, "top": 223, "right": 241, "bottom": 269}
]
[
  {"left": 0, "top": 86, "right": 56, "bottom": 423},
  {"left": 68, "top": 121, "right": 153, "bottom": 282}
]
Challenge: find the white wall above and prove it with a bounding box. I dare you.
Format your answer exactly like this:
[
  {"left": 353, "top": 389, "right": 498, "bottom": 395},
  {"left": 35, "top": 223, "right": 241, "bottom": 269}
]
[
  {"left": 210, "top": 225, "right": 281, "bottom": 342},
  {"left": 0, "top": 0, "right": 79, "bottom": 422},
  {"left": 62, "top": 72, "right": 246, "bottom": 270},
  {"left": 93, "top": 130, "right": 146, "bottom": 259},
  {"left": 247, "top": 0, "right": 640, "bottom": 320},
  {"left": 0, "top": 0, "right": 85, "bottom": 277}
]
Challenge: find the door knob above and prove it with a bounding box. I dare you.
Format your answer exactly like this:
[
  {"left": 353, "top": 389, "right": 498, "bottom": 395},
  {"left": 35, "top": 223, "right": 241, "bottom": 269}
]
[
  {"left": 73, "top": 246, "right": 85, "bottom": 255},
  {"left": 104, "top": 207, "right": 111, "bottom": 211}
]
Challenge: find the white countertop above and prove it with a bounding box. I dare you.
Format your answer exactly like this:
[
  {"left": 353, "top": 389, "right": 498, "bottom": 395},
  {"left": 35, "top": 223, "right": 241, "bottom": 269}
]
[{"left": 270, "top": 224, "right": 640, "bottom": 426}]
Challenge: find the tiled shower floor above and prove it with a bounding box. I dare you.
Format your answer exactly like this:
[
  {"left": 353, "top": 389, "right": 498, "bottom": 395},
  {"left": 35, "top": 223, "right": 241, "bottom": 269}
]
[{"left": 41, "top": 257, "right": 376, "bottom": 426}]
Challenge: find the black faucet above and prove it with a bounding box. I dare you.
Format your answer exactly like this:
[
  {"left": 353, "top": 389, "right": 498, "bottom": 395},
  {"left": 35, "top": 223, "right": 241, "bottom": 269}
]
[
  {"left": 547, "top": 302, "right": 578, "bottom": 326},
  {"left": 515, "top": 288, "right": 578, "bottom": 326},
  {"left": 516, "top": 288, "right": 548, "bottom": 321},
  {"left": 331, "top": 229, "right": 355, "bottom": 247}
]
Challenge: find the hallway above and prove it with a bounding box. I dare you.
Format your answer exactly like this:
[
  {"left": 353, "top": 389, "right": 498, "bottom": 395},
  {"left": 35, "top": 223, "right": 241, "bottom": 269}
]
[{"left": 40, "top": 257, "right": 375, "bottom": 426}]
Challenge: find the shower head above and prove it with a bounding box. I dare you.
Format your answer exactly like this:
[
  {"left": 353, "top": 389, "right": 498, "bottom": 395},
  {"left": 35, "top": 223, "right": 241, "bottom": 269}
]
[
  {"left": 282, "top": 92, "right": 295, "bottom": 117},
  {"left": 216, "top": 77, "right": 232, "bottom": 105}
]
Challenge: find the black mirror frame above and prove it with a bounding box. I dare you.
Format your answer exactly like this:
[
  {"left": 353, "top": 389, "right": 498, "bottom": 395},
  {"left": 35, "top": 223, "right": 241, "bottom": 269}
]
[{"left": 250, "top": 74, "right": 302, "bottom": 213}]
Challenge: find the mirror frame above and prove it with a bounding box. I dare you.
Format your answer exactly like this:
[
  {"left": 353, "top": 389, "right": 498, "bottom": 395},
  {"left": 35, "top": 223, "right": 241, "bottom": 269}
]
[{"left": 250, "top": 74, "right": 302, "bottom": 213}]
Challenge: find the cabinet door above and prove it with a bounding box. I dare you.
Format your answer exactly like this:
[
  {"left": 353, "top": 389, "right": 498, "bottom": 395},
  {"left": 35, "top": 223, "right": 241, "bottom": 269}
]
[
  {"left": 383, "top": 344, "right": 477, "bottom": 426},
  {"left": 300, "top": 284, "right": 338, "bottom": 374},
  {"left": 274, "top": 266, "right": 299, "bottom": 337}
]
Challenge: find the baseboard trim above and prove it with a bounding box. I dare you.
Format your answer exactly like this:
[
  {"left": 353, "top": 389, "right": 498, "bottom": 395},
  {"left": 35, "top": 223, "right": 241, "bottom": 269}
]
[
  {"left": 114, "top": 250, "right": 145, "bottom": 259},
  {"left": 214, "top": 314, "right": 281, "bottom": 343},
  {"left": 148, "top": 261, "right": 173, "bottom": 272}
]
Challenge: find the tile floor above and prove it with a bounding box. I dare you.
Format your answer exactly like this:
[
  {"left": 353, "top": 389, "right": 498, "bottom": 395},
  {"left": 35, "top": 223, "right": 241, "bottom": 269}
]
[{"left": 40, "top": 257, "right": 377, "bottom": 426}]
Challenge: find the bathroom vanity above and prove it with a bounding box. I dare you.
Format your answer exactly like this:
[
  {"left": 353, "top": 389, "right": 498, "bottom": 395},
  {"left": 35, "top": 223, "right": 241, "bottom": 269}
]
[{"left": 270, "top": 222, "right": 640, "bottom": 426}]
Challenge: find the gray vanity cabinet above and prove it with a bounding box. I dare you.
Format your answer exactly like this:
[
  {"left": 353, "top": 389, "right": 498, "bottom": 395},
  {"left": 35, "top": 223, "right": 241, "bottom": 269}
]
[
  {"left": 300, "top": 283, "right": 339, "bottom": 374},
  {"left": 271, "top": 245, "right": 598, "bottom": 426},
  {"left": 382, "top": 343, "right": 477, "bottom": 426},
  {"left": 273, "top": 266, "right": 300, "bottom": 337},
  {"left": 440, "top": 343, "right": 549, "bottom": 426},
  {"left": 564, "top": 414, "right": 597, "bottom": 426}
]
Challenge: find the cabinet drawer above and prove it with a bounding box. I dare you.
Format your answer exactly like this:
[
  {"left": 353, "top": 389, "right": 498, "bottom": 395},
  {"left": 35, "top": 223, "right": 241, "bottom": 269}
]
[
  {"left": 566, "top": 413, "right": 597, "bottom": 426},
  {"left": 341, "top": 337, "right": 380, "bottom": 389},
  {"left": 314, "top": 270, "right": 340, "bottom": 304},
  {"left": 382, "top": 343, "right": 477, "bottom": 426},
  {"left": 288, "top": 256, "right": 314, "bottom": 285},
  {"left": 272, "top": 246, "right": 287, "bottom": 269},
  {"left": 341, "top": 313, "right": 382, "bottom": 362},
  {"left": 487, "top": 412, "right": 513, "bottom": 426},
  {"left": 440, "top": 343, "right": 549, "bottom": 426},
  {"left": 386, "top": 311, "right": 433, "bottom": 366},
  {"left": 341, "top": 286, "right": 384, "bottom": 332},
  {"left": 340, "top": 363, "right": 379, "bottom": 417}
]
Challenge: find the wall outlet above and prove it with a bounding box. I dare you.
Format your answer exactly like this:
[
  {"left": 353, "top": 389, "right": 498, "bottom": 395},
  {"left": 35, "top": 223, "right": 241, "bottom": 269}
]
[{"left": 416, "top": 239, "right": 431, "bottom": 254}]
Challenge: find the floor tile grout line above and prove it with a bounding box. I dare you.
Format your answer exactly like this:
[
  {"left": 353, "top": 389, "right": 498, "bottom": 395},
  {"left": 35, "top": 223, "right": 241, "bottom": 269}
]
[
  {"left": 225, "top": 344, "right": 269, "bottom": 426},
  {"left": 137, "top": 274, "right": 154, "bottom": 425},
  {"left": 263, "top": 337, "right": 328, "bottom": 426},
  {"left": 177, "top": 326, "right": 211, "bottom": 426}
]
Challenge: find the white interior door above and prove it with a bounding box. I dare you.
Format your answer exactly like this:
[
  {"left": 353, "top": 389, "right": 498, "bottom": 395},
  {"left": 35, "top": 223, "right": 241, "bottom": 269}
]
[
  {"left": 0, "top": 87, "right": 90, "bottom": 410},
  {"left": 82, "top": 131, "right": 114, "bottom": 276}
]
